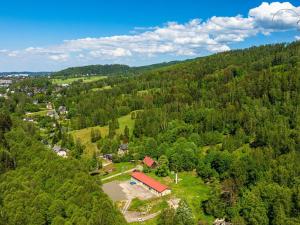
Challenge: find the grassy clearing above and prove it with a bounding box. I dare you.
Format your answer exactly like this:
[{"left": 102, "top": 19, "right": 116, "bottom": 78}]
[
  {"left": 52, "top": 75, "right": 107, "bottom": 85},
  {"left": 102, "top": 173, "right": 132, "bottom": 184},
  {"left": 102, "top": 162, "right": 136, "bottom": 178},
  {"left": 141, "top": 171, "right": 213, "bottom": 223},
  {"left": 129, "top": 197, "right": 168, "bottom": 213},
  {"left": 70, "top": 112, "right": 136, "bottom": 155},
  {"left": 91, "top": 85, "right": 112, "bottom": 92},
  {"left": 26, "top": 110, "right": 49, "bottom": 117},
  {"left": 137, "top": 88, "right": 161, "bottom": 96}
]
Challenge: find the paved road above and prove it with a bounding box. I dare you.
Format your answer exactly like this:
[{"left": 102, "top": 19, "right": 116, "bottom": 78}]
[{"left": 101, "top": 168, "right": 135, "bottom": 181}]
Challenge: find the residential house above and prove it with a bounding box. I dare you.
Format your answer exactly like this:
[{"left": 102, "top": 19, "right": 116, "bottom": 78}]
[
  {"left": 0, "top": 79, "right": 12, "bottom": 87},
  {"left": 58, "top": 106, "right": 67, "bottom": 115},
  {"left": 143, "top": 156, "right": 156, "bottom": 168},
  {"left": 118, "top": 143, "right": 128, "bottom": 156},
  {"left": 47, "top": 110, "right": 56, "bottom": 118},
  {"left": 52, "top": 145, "right": 68, "bottom": 158},
  {"left": 46, "top": 102, "right": 53, "bottom": 110},
  {"left": 103, "top": 154, "right": 113, "bottom": 161}
]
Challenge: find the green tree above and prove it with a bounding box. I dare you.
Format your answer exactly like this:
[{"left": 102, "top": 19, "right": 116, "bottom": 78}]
[{"left": 174, "top": 200, "right": 195, "bottom": 225}]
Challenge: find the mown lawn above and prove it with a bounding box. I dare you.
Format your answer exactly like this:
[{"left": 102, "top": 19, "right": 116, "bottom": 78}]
[
  {"left": 70, "top": 112, "right": 136, "bottom": 155},
  {"left": 102, "top": 162, "right": 136, "bottom": 179},
  {"left": 141, "top": 171, "right": 213, "bottom": 223},
  {"left": 129, "top": 197, "right": 168, "bottom": 213},
  {"left": 52, "top": 75, "right": 107, "bottom": 85}
]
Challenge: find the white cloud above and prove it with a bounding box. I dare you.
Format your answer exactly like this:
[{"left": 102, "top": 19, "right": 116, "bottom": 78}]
[
  {"left": 249, "top": 2, "right": 300, "bottom": 30},
  {"left": 2, "top": 2, "right": 300, "bottom": 68},
  {"left": 49, "top": 54, "right": 69, "bottom": 62}
]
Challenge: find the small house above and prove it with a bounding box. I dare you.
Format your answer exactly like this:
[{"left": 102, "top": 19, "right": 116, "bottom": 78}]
[
  {"left": 47, "top": 111, "right": 56, "bottom": 118},
  {"left": 58, "top": 106, "right": 67, "bottom": 115},
  {"left": 103, "top": 154, "right": 113, "bottom": 161},
  {"left": 118, "top": 143, "right": 128, "bottom": 156},
  {"left": 46, "top": 102, "right": 53, "bottom": 110},
  {"left": 143, "top": 156, "right": 156, "bottom": 168},
  {"left": 52, "top": 145, "right": 68, "bottom": 158}
]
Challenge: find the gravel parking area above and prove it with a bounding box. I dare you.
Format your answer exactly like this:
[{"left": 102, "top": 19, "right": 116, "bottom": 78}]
[
  {"left": 120, "top": 181, "right": 155, "bottom": 200},
  {"left": 102, "top": 180, "right": 155, "bottom": 201},
  {"left": 102, "top": 181, "right": 127, "bottom": 201}
]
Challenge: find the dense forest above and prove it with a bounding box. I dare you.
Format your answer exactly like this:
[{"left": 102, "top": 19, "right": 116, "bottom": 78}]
[
  {"left": 52, "top": 61, "right": 179, "bottom": 77},
  {"left": 0, "top": 111, "right": 126, "bottom": 223},
  {"left": 1, "top": 41, "right": 300, "bottom": 224}
]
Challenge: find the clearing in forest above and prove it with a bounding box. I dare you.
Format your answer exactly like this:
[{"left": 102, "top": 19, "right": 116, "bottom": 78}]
[
  {"left": 52, "top": 75, "right": 107, "bottom": 85},
  {"left": 70, "top": 112, "right": 136, "bottom": 155}
]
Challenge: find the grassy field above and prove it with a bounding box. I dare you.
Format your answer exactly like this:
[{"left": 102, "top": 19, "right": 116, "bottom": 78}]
[
  {"left": 129, "top": 197, "right": 168, "bottom": 213},
  {"left": 91, "top": 85, "right": 112, "bottom": 92},
  {"left": 70, "top": 112, "right": 136, "bottom": 155},
  {"left": 101, "top": 162, "right": 136, "bottom": 181},
  {"left": 135, "top": 171, "right": 213, "bottom": 223},
  {"left": 52, "top": 75, "right": 107, "bottom": 85},
  {"left": 26, "top": 109, "right": 49, "bottom": 117}
]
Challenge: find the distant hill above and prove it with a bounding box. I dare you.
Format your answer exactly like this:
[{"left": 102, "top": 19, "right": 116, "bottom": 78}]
[
  {"left": 52, "top": 61, "right": 180, "bottom": 77},
  {"left": 52, "top": 64, "right": 132, "bottom": 77}
]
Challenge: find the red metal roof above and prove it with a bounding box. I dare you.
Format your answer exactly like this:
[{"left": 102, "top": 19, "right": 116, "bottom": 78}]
[
  {"left": 131, "top": 171, "right": 169, "bottom": 193},
  {"left": 143, "top": 156, "right": 155, "bottom": 167}
]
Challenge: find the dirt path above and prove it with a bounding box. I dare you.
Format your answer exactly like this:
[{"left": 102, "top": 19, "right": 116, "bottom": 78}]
[
  {"left": 122, "top": 198, "right": 132, "bottom": 214},
  {"left": 101, "top": 168, "right": 135, "bottom": 181},
  {"left": 124, "top": 211, "right": 161, "bottom": 223}
]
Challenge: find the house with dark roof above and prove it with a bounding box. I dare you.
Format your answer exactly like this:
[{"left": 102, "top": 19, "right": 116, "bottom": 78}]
[
  {"left": 143, "top": 156, "right": 156, "bottom": 168},
  {"left": 58, "top": 106, "right": 68, "bottom": 115},
  {"left": 131, "top": 171, "right": 171, "bottom": 196},
  {"left": 52, "top": 145, "right": 68, "bottom": 158},
  {"left": 118, "top": 143, "right": 128, "bottom": 156}
]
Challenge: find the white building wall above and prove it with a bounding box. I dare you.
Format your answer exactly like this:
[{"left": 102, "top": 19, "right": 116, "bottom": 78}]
[{"left": 131, "top": 177, "right": 171, "bottom": 197}]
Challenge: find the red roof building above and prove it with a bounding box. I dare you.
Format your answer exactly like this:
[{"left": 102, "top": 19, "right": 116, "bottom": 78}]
[
  {"left": 143, "top": 156, "right": 156, "bottom": 168},
  {"left": 131, "top": 171, "right": 171, "bottom": 196}
]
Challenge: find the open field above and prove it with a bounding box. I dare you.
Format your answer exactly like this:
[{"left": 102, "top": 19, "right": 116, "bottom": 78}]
[
  {"left": 52, "top": 75, "right": 107, "bottom": 85},
  {"left": 101, "top": 162, "right": 137, "bottom": 181},
  {"left": 70, "top": 112, "right": 136, "bottom": 155},
  {"left": 146, "top": 171, "right": 213, "bottom": 222},
  {"left": 26, "top": 110, "right": 49, "bottom": 117},
  {"left": 91, "top": 85, "right": 112, "bottom": 92}
]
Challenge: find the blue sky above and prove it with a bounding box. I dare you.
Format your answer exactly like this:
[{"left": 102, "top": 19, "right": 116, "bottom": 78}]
[{"left": 0, "top": 1, "right": 299, "bottom": 71}]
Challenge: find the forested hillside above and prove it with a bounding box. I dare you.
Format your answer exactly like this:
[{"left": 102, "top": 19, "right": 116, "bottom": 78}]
[
  {"left": 53, "top": 64, "right": 132, "bottom": 77},
  {"left": 1, "top": 41, "right": 300, "bottom": 225},
  {"left": 55, "top": 42, "right": 299, "bottom": 224},
  {"left": 0, "top": 119, "right": 126, "bottom": 224},
  {"left": 52, "top": 61, "right": 179, "bottom": 77}
]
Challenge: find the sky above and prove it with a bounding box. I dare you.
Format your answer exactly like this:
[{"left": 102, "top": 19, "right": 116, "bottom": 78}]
[{"left": 0, "top": 0, "right": 300, "bottom": 71}]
